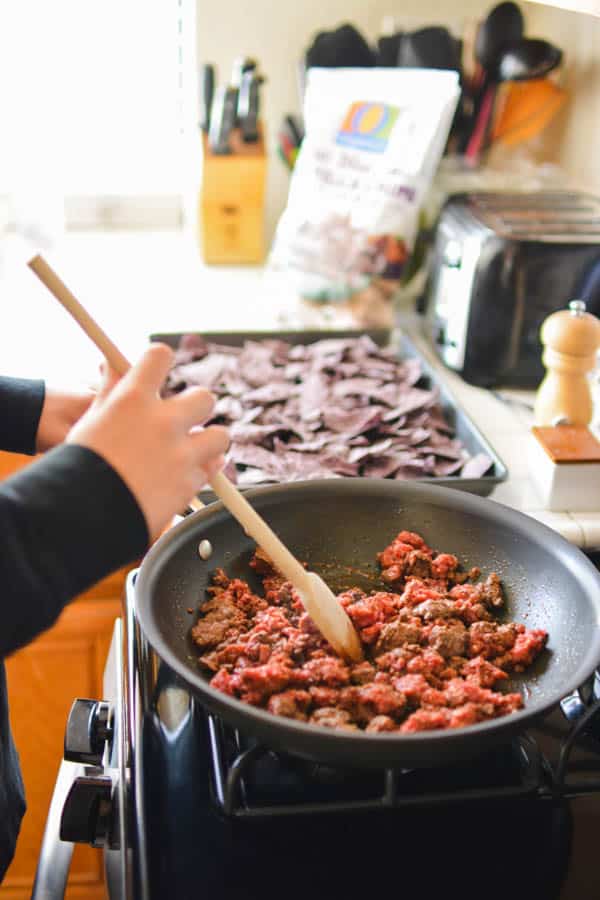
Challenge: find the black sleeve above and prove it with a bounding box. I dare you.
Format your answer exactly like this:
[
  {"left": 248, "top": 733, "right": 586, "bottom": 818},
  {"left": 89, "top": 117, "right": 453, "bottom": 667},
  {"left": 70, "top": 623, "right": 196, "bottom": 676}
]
[
  {"left": 0, "top": 444, "right": 149, "bottom": 657},
  {"left": 0, "top": 377, "right": 45, "bottom": 455}
]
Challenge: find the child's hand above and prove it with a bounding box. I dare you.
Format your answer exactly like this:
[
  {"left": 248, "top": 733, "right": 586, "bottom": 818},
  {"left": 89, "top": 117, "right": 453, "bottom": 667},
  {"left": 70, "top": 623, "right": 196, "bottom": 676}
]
[
  {"left": 67, "top": 343, "right": 229, "bottom": 540},
  {"left": 36, "top": 387, "right": 95, "bottom": 452}
]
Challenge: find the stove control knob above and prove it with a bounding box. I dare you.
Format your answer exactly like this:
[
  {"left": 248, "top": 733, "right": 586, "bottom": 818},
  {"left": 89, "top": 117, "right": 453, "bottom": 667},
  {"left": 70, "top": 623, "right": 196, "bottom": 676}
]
[
  {"left": 64, "top": 699, "right": 112, "bottom": 765},
  {"left": 60, "top": 775, "right": 113, "bottom": 847}
]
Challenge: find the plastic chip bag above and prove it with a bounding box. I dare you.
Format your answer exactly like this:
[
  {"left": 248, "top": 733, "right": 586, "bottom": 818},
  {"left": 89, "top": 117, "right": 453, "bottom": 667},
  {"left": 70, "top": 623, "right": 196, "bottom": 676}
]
[{"left": 268, "top": 67, "right": 460, "bottom": 316}]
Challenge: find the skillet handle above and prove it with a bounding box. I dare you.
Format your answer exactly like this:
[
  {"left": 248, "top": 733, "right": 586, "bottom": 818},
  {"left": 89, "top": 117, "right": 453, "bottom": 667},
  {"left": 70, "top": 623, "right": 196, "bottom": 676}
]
[{"left": 158, "top": 498, "right": 205, "bottom": 536}]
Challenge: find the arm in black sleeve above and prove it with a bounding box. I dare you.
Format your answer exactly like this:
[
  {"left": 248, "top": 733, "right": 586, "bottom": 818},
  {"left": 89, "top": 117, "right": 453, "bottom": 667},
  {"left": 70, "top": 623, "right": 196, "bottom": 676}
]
[
  {"left": 0, "top": 443, "right": 149, "bottom": 657},
  {"left": 0, "top": 377, "right": 45, "bottom": 455}
]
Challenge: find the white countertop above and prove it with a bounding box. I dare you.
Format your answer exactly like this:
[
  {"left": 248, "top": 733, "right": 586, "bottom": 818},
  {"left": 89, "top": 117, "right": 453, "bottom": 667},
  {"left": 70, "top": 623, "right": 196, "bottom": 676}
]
[{"left": 2, "top": 227, "right": 599, "bottom": 550}]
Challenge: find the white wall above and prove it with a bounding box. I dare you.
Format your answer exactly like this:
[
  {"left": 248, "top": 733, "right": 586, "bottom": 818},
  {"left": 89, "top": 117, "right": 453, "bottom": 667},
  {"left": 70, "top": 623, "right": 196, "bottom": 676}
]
[{"left": 196, "top": 0, "right": 490, "bottom": 243}]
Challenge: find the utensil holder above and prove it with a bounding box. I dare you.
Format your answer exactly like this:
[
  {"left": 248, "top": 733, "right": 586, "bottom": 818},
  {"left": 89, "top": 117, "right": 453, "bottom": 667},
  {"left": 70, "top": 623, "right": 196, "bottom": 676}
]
[{"left": 199, "top": 125, "right": 267, "bottom": 264}]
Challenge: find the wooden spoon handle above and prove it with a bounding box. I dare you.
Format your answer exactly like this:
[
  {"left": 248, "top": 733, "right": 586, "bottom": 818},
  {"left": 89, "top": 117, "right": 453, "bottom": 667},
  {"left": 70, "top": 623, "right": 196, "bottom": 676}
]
[
  {"left": 28, "top": 255, "right": 131, "bottom": 376},
  {"left": 27, "top": 254, "right": 309, "bottom": 590},
  {"left": 190, "top": 491, "right": 311, "bottom": 595},
  {"left": 209, "top": 470, "right": 309, "bottom": 589}
]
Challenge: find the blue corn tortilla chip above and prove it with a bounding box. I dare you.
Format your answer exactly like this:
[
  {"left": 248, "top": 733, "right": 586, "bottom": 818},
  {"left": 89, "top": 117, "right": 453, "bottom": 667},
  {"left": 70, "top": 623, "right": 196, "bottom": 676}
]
[
  {"left": 460, "top": 453, "right": 493, "bottom": 479},
  {"left": 166, "top": 336, "right": 493, "bottom": 486}
]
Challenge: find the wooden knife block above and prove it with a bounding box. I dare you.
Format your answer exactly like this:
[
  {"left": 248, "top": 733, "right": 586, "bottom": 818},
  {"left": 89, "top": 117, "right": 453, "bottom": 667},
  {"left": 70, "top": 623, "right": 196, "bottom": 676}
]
[{"left": 199, "top": 125, "right": 266, "bottom": 264}]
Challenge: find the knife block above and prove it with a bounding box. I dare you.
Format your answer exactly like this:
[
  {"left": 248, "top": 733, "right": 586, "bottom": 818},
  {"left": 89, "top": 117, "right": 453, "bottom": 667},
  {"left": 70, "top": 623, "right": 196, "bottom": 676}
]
[{"left": 199, "top": 125, "right": 267, "bottom": 264}]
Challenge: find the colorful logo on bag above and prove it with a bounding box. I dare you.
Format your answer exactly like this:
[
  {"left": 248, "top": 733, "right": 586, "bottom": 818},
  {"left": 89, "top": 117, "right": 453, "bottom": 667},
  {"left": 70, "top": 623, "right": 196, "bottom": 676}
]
[{"left": 336, "top": 101, "right": 399, "bottom": 153}]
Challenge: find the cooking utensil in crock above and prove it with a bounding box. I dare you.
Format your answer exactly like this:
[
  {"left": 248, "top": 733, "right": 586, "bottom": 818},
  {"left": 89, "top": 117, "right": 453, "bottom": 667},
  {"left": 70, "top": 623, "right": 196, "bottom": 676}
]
[
  {"left": 26, "top": 253, "right": 363, "bottom": 663},
  {"left": 490, "top": 78, "right": 566, "bottom": 147},
  {"left": 497, "top": 38, "right": 563, "bottom": 82},
  {"left": 459, "top": 1, "right": 525, "bottom": 153},
  {"left": 475, "top": 1, "right": 525, "bottom": 72},
  {"left": 135, "top": 478, "right": 600, "bottom": 769},
  {"left": 462, "top": 6, "right": 562, "bottom": 159},
  {"left": 465, "top": 39, "right": 563, "bottom": 162}
]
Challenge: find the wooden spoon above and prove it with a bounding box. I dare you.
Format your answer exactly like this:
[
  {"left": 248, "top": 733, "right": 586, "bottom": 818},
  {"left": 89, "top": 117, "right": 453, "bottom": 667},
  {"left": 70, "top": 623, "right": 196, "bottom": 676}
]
[{"left": 27, "top": 254, "right": 363, "bottom": 662}]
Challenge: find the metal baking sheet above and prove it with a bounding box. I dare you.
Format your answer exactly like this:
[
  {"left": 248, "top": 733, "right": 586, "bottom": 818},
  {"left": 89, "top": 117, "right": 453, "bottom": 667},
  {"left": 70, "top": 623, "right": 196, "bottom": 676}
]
[{"left": 151, "top": 329, "right": 508, "bottom": 498}]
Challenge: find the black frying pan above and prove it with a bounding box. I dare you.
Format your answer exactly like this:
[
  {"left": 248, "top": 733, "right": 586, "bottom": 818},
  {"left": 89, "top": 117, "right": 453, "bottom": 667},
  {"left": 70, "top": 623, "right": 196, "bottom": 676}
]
[{"left": 135, "top": 480, "right": 600, "bottom": 769}]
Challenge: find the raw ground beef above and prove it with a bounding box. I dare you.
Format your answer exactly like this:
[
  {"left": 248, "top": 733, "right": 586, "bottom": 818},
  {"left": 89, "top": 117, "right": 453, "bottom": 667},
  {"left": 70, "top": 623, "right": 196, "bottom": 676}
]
[{"left": 192, "top": 531, "right": 548, "bottom": 734}]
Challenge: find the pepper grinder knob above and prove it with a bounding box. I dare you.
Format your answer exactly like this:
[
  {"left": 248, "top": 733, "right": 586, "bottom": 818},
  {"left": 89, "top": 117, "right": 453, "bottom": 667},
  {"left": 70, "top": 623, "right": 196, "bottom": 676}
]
[{"left": 534, "top": 299, "right": 600, "bottom": 426}]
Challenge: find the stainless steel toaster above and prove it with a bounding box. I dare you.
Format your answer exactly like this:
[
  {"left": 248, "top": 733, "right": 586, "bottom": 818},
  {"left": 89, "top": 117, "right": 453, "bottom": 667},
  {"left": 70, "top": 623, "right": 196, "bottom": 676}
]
[{"left": 422, "top": 191, "right": 600, "bottom": 387}]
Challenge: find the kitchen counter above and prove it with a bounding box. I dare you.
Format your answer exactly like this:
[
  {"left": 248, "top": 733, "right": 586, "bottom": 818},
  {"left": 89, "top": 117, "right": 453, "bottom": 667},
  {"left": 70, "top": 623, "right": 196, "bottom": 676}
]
[
  {"left": 2, "top": 228, "right": 600, "bottom": 550},
  {"left": 408, "top": 328, "right": 596, "bottom": 548}
]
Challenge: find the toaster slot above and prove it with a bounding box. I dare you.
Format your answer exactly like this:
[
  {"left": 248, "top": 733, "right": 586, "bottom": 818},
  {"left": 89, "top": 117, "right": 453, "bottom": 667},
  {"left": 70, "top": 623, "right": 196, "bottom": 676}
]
[{"left": 464, "top": 191, "right": 600, "bottom": 241}]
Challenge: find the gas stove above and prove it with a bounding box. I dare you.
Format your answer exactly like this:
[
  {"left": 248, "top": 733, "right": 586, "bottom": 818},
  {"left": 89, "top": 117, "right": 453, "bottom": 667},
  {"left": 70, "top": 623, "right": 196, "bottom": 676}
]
[{"left": 33, "top": 571, "right": 600, "bottom": 900}]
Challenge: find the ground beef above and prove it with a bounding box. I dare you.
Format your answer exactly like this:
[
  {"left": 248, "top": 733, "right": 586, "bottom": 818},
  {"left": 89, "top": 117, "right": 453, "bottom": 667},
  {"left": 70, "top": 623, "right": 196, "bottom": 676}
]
[
  {"left": 462, "top": 656, "right": 508, "bottom": 688},
  {"left": 192, "top": 531, "right": 548, "bottom": 733},
  {"left": 508, "top": 629, "right": 548, "bottom": 671},
  {"left": 299, "top": 656, "right": 351, "bottom": 686},
  {"left": 431, "top": 553, "right": 459, "bottom": 580},
  {"left": 310, "top": 707, "right": 358, "bottom": 730},
  {"left": 428, "top": 622, "right": 467, "bottom": 658},
  {"left": 373, "top": 647, "right": 417, "bottom": 675},
  {"left": 267, "top": 690, "right": 311, "bottom": 721},
  {"left": 375, "top": 619, "right": 424, "bottom": 654},
  {"left": 392, "top": 673, "right": 431, "bottom": 704},
  {"left": 191, "top": 596, "right": 247, "bottom": 649},
  {"left": 377, "top": 530, "right": 428, "bottom": 569},
  {"left": 341, "top": 682, "right": 407, "bottom": 725},
  {"left": 405, "top": 550, "right": 433, "bottom": 580},
  {"left": 350, "top": 661, "right": 377, "bottom": 684},
  {"left": 468, "top": 621, "right": 520, "bottom": 660},
  {"left": 309, "top": 686, "right": 342, "bottom": 707},
  {"left": 412, "top": 598, "right": 457, "bottom": 621},
  {"left": 480, "top": 573, "right": 504, "bottom": 608},
  {"left": 366, "top": 715, "right": 397, "bottom": 733},
  {"left": 400, "top": 707, "right": 453, "bottom": 732}
]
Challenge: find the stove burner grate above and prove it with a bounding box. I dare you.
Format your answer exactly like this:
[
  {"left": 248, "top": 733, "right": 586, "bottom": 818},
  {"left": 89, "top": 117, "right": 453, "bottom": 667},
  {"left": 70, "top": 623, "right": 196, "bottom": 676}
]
[
  {"left": 207, "top": 714, "right": 545, "bottom": 818},
  {"left": 206, "top": 691, "right": 600, "bottom": 819}
]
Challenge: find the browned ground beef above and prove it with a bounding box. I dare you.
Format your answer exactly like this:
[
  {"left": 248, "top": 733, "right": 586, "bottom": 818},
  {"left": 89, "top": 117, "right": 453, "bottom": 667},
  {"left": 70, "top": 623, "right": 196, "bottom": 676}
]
[{"left": 192, "top": 530, "right": 548, "bottom": 733}]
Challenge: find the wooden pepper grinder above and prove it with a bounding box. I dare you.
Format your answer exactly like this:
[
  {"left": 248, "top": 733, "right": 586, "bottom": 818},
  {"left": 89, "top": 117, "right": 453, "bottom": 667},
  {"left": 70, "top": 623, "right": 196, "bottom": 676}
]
[{"left": 534, "top": 299, "right": 600, "bottom": 426}]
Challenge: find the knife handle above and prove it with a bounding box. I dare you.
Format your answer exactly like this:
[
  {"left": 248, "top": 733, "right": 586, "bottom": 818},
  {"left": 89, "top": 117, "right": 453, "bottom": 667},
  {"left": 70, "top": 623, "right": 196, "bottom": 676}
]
[
  {"left": 239, "top": 73, "right": 261, "bottom": 143},
  {"left": 199, "top": 64, "right": 215, "bottom": 133},
  {"left": 208, "top": 86, "right": 236, "bottom": 155}
]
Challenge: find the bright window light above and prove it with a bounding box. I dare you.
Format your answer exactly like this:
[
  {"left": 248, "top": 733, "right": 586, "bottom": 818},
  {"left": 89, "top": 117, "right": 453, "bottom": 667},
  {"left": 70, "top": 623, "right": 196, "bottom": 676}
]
[{"left": 0, "top": 0, "right": 196, "bottom": 226}]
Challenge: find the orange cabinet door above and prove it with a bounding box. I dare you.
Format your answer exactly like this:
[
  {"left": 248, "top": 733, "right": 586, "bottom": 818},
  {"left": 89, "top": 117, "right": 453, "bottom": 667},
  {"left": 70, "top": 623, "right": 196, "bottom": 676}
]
[{"left": 1, "top": 598, "right": 121, "bottom": 900}]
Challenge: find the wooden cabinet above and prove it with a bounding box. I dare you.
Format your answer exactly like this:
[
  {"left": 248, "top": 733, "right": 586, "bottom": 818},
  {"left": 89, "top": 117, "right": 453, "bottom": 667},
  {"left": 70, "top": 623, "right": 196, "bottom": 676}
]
[{"left": 0, "top": 451, "right": 130, "bottom": 899}]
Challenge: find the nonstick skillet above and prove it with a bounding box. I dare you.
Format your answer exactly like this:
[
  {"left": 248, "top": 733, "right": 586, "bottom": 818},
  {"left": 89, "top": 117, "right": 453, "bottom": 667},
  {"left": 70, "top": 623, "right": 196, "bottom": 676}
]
[{"left": 135, "top": 480, "right": 600, "bottom": 769}]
